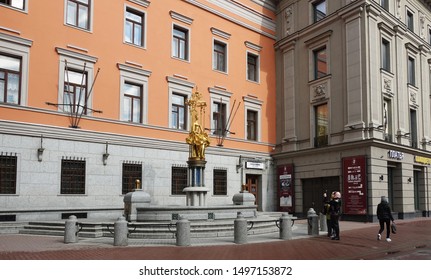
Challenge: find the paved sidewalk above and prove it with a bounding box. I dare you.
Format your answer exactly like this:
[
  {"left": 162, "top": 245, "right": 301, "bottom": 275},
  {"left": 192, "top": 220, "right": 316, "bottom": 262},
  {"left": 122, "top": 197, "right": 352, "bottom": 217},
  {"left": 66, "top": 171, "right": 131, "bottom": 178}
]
[{"left": 0, "top": 218, "right": 430, "bottom": 260}]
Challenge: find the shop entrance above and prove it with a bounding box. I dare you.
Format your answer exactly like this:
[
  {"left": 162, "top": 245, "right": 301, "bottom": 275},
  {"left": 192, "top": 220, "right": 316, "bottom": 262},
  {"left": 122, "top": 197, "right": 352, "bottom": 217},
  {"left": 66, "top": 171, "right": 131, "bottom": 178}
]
[
  {"left": 245, "top": 174, "right": 259, "bottom": 205},
  {"left": 302, "top": 177, "right": 340, "bottom": 214}
]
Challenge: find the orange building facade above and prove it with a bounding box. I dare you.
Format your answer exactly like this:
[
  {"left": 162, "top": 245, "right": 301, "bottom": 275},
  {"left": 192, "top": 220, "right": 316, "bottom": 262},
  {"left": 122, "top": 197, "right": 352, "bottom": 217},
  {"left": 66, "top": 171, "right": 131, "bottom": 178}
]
[{"left": 0, "top": 0, "right": 277, "bottom": 221}]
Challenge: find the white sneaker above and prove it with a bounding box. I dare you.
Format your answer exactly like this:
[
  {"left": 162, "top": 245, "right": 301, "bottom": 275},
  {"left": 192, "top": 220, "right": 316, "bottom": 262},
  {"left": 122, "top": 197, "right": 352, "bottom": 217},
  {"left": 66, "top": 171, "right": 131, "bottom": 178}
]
[
  {"left": 377, "top": 234, "right": 381, "bottom": 240},
  {"left": 386, "top": 238, "right": 391, "bottom": 242}
]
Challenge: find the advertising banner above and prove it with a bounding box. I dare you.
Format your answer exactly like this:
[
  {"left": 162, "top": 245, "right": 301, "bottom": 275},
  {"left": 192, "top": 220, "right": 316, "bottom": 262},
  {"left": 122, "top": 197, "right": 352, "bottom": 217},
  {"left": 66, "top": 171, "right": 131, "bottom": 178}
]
[
  {"left": 342, "top": 156, "right": 367, "bottom": 215},
  {"left": 277, "top": 164, "right": 294, "bottom": 213}
]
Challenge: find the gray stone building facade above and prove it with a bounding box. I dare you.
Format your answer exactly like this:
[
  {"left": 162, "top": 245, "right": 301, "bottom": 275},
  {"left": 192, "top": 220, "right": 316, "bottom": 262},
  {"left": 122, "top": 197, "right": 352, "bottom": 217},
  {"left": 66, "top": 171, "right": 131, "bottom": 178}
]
[{"left": 274, "top": 0, "right": 431, "bottom": 221}]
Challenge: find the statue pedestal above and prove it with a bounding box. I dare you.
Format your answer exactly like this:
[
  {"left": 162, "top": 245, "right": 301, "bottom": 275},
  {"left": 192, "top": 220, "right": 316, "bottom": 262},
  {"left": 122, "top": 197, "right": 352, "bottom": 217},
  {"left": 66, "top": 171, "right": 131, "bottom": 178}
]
[
  {"left": 185, "top": 159, "right": 208, "bottom": 206},
  {"left": 183, "top": 186, "right": 210, "bottom": 206},
  {"left": 123, "top": 189, "right": 151, "bottom": 222}
]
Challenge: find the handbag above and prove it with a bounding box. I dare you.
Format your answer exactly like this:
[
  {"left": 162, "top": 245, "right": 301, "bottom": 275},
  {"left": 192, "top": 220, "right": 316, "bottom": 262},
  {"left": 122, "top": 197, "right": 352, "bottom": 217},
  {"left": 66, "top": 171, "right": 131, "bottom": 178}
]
[{"left": 391, "top": 222, "right": 397, "bottom": 234}]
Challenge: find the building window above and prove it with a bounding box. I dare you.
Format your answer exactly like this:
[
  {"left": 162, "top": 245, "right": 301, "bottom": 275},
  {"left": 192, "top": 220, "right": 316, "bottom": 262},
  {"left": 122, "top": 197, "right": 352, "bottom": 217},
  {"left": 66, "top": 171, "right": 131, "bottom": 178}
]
[
  {"left": 125, "top": 7, "right": 145, "bottom": 47},
  {"left": 380, "top": 0, "right": 389, "bottom": 11},
  {"left": 247, "top": 52, "right": 259, "bottom": 82},
  {"left": 122, "top": 82, "right": 143, "bottom": 123},
  {"left": 63, "top": 69, "right": 88, "bottom": 114},
  {"left": 66, "top": 0, "right": 91, "bottom": 30},
  {"left": 0, "top": 155, "right": 17, "bottom": 194},
  {"left": 408, "top": 56, "right": 415, "bottom": 86},
  {"left": 247, "top": 110, "right": 258, "bottom": 141},
  {"left": 61, "top": 159, "right": 86, "bottom": 194},
  {"left": 122, "top": 163, "right": 142, "bottom": 194},
  {"left": 314, "top": 46, "right": 327, "bottom": 79},
  {"left": 314, "top": 103, "right": 328, "bottom": 147},
  {"left": 381, "top": 38, "right": 390, "bottom": 72},
  {"left": 410, "top": 109, "right": 417, "bottom": 148},
  {"left": 171, "top": 93, "right": 187, "bottom": 130},
  {"left": 383, "top": 99, "right": 392, "bottom": 142},
  {"left": 213, "top": 169, "right": 227, "bottom": 195},
  {"left": 213, "top": 40, "right": 227, "bottom": 72},
  {"left": 313, "top": 0, "right": 326, "bottom": 22},
  {"left": 172, "top": 25, "right": 189, "bottom": 60},
  {"left": 407, "top": 10, "right": 414, "bottom": 32},
  {"left": 0, "top": 54, "right": 21, "bottom": 105},
  {"left": 0, "top": 0, "right": 25, "bottom": 10},
  {"left": 212, "top": 101, "right": 227, "bottom": 136},
  {"left": 172, "top": 166, "right": 187, "bottom": 195}
]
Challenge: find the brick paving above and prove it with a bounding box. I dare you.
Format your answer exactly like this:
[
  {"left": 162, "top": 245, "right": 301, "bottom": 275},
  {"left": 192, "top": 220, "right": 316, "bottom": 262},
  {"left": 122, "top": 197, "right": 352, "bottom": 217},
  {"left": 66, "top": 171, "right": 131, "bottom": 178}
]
[{"left": 0, "top": 218, "right": 430, "bottom": 260}]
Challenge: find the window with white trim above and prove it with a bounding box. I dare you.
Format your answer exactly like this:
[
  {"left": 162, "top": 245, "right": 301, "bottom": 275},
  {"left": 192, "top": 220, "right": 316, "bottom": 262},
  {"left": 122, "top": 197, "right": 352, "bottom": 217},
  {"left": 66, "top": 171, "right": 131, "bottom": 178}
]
[
  {"left": 117, "top": 63, "right": 151, "bottom": 124},
  {"left": 65, "top": 0, "right": 92, "bottom": 31},
  {"left": 0, "top": 33, "right": 32, "bottom": 106},
  {"left": 247, "top": 52, "right": 259, "bottom": 82},
  {"left": 56, "top": 47, "right": 97, "bottom": 115},
  {"left": 243, "top": 96, "right": 262, "bottom": 142},
  {"left": 213, "top": 40, "right": 227, "bottom": 73},
  {"left": 210, "top": 88, "right": 232, "bottom": 137},
  {"left": 124, "top": 6, "right": 146, "bottom": 47},
  {"left": 167, "top": 76, "right": 193, "bottom": 130},
  {"left": 0, "top": 0, "right": 25, "bottom": 10},
  {"left": 172, "top": 24, "right": 189, "bottom": 61}
]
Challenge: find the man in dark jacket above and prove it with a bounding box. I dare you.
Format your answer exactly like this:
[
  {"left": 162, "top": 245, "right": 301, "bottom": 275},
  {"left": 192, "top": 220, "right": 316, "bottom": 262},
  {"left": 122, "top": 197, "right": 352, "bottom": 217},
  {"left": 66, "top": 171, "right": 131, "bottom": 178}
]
[
  {"left": 329, "top": 191, "right": 341, "bottom": 240},
  {"left": 377, "top": 196, "right": 394, "bottom": 242}
]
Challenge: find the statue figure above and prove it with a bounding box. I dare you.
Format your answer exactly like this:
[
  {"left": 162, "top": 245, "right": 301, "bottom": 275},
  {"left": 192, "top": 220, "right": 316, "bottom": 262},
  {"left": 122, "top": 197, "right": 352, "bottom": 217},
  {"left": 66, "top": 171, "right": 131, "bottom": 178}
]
[{"left": 186, "top": 90, "right": 210, "bottom": 160}]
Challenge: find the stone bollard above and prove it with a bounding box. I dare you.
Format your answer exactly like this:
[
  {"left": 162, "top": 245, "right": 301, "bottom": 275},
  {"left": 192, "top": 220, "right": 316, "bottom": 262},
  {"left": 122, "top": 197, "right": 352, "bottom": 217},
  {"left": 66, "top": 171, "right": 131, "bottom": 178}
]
[
  {"left": 234, "top": 212, "right": 248, "bottom": 244},
  {"left": 319, "top": 212, "right": 327, "bottom": 232},
  {"left": 176, "top": 216, "right": 191, "bottom": 246},
  {"left": 279, "top": 213, "right": 293, "bottom": 240},
  {"left": 307, "top": 208, "right": 319, "bottom": 236},
  {"left": 64, "top": 215, "right": 79, "bottom": 243},
  {"left": 114, "top": 216, "right": 128, "bottom": 246}
]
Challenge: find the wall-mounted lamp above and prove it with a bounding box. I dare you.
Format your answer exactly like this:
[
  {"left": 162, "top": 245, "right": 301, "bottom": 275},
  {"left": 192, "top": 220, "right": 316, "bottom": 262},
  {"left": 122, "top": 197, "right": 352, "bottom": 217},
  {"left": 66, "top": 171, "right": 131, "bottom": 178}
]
[
  {"left": 379, "top": 175, "right": 384, "bottom": 181},
  {"left": 407, "top": 177, "right": 412, "bottom": 183},
  {"left": 37, "top": 135, "right": 44, "bottom": 162},
  {"left": 102, "top": 142, "right": 109, "bottom": 166}
]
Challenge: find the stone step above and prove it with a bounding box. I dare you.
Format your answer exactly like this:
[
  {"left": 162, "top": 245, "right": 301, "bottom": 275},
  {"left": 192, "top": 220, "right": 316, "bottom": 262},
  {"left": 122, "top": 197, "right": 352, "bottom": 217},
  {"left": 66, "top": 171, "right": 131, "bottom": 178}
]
[{"left": 16, "top": 217, "right": 282, "bottom": 239}]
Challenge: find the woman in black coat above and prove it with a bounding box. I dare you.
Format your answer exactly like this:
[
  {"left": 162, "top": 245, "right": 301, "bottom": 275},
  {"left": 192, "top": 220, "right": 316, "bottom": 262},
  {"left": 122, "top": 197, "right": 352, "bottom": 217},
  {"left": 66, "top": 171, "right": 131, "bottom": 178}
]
[{"left": 377, "top": 196, "right": 394, "bottom": 242}]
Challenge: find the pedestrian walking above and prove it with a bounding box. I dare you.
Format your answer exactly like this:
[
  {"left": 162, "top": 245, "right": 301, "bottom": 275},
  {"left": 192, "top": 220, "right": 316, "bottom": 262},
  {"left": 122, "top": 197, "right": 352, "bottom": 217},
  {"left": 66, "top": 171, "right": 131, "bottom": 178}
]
[
  {"left": 329, "top": 191, "right": 342, "bottom": 240},
  {"left": 376, "top": 196, "right": 395, "bottom": 242}
]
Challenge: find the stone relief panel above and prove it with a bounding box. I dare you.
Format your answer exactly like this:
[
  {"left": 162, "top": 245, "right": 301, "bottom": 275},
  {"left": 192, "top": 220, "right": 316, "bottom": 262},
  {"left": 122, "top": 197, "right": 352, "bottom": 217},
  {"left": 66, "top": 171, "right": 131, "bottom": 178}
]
[{"left": 310, "top": 79, "right": 330, "bottom": 102}]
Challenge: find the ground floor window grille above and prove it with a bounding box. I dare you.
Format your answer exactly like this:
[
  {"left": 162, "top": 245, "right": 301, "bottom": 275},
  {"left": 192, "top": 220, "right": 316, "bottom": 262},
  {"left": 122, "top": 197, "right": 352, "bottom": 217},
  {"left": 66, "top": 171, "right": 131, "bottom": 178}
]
[
  {"left": 213, "top": 169, "right": 227, "bottom": 195},
  {"left": 61, "top": 159, "right": 86, "bottom": 194},
  {"left": 122, "top": 163, "right": 142, "bottom": 194},
  {"left": 172, "top": 166, "right": 187, "bottom": 195},
  {"left": 0, "top": 155, "right": 17, "bottom": 194}
]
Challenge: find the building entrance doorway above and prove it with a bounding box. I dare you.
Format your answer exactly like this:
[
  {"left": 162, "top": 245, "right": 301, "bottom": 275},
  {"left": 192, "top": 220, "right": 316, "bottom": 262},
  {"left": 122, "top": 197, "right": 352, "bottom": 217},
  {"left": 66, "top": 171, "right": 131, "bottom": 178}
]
[
  {"left": 245, "top": 174, "right": 259, "bottom": 205},
  {"left": 302, "top": 177, "right": 339, "bottom": 214}
]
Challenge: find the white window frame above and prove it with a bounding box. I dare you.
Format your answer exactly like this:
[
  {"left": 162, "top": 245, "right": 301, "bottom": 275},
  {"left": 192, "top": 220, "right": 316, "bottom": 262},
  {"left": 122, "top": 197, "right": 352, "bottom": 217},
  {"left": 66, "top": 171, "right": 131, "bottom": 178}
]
[
  {"left": 123, "top": 4, "right": 147, "bottom": 49},
  {"left": 167, "top": 76, "right": 194, "bottom": 130},
  {"left": 117, "top": 63, "right": 151, "bottom": 124},
  {"left": 212, "top": 38, "right": 228, "bottom": 74},
  {"left": 246, "top": 51, "right": 260, "bottom": 83},
  {"left": 0, "top": 0, "right": 27, "bottom": 12},
  {"left": 0, "top": 33, "right": 32, "bottom": 106},
  {"left": 243, "top": 96, "right": 262, "bottom": 142},
  {"left": 171, "top": 23, "right": 191, "bottom": 62},
  {"left": 209, "top": 87, "right": 232, "bottom": 136},
  {"left": 56, "top": 48, "right": 97, "bottom": 115},
  {"left": 64, "top": 0, "right": 94, "bottom": 32}
]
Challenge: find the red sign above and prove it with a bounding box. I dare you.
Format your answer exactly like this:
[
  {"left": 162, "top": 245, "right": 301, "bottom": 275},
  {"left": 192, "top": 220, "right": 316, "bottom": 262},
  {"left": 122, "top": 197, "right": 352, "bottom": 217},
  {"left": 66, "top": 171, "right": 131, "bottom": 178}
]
[
  {"left": 277, "top": 164, "right": 294, "bottom": 213},
  {"left": 342, "top": 156, "right": 367, "bottom": 215}
]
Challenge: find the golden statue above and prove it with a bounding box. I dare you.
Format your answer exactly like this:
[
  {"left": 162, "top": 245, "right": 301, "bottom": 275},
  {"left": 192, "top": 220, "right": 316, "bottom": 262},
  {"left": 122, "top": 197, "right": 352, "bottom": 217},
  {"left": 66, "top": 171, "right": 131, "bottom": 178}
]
[{"left": 186, "top": 90, "right": 210, "bottom": 160}]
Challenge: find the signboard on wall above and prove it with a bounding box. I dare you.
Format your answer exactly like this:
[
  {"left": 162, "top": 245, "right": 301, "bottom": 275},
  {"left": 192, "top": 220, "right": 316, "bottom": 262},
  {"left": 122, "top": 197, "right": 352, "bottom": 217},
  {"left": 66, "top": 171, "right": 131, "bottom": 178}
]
[
  {"left": 277, "top": 164, "right": 294, "bottom": 213},
  {"left": 342, "top": 156, "right": 367, "bottom": 215}
]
